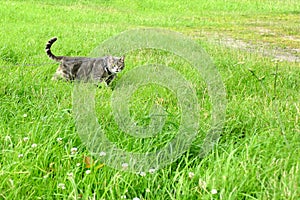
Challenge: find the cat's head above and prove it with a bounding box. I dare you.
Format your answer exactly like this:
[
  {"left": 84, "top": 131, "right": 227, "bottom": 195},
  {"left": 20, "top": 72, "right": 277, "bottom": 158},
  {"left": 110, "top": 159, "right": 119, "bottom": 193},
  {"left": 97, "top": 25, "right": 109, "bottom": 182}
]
[{"left": 107, "top": 55, "right": 125, "bottom": 74}]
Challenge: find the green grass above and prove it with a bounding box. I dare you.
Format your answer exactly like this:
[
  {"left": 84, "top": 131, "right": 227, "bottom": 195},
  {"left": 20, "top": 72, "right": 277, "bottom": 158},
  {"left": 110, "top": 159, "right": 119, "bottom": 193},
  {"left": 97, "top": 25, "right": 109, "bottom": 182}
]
[{"left": 0, "top": 0, "right": 299, "bottom": 199}]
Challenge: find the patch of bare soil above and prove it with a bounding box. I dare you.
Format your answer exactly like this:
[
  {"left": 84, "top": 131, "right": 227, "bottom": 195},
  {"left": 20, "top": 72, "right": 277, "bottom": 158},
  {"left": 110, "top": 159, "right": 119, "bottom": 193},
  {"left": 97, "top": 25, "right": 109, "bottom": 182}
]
[
  {"left": 194, "top": 31, "right": 300, "bottom": 62},
  {"left": 218, "top": 37, "right": 300, "bottom": 62}
]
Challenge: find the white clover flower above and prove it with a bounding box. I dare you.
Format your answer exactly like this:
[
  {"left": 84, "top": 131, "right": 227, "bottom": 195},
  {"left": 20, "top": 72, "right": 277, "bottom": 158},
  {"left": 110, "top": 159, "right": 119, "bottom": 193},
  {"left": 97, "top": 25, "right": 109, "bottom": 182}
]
[
  {"left": 139, "top": 172, "right": 146, "bottom": 177},
  {"left": 99, "top": 151, "right": 106, "bottom": 156},
  {"left": 132, "top": 197, "right": 140, "bottom": 200},
  {"left": 76, "top": 163, "right": 81, "bottom": 167},
  {"left": 56, "top": 137, "right": 63, "bottom": 142},
  {"left": 31, "top": 143, "right": 37, "bottom": 148},
  {"left": 211, "top": 189, "right": 218, "bottom": 194},
  {"left": 23, "top": 114, "right": 28, "bottom": 118},
  {"left": 4, "top": 135, "right": 11, "bottom": 141},
  {"left": 149, "top": 168, "right": 156, "bottom": 174},
  {"left": 121, "top": 195, "right": 127, "bottom": 199},
  {"left": 18, "top": 154, "right": 24, "bottom": 158},
  {"left": 85, "top": 170, "right": 91, "bottom": 175},
  {"left": 58, "top": 183, "right": 66, "bottom": 190},
  {"left": 71, "top": 147, "right": 78, "bottom": 154},
  {"left": 121, "top": 163, "right": 129, "bottom": 169},
  {"left": 23, "top": 137, "right": 29, "bottom": 142},
  {"left": 188, "top": 172, "right": 195, "bottom": 179},
  {"left": 145, "top": 188, "right": 150, "bottom": 193},
  {"left": 198, "top": 179, "right": 207, "bottom": 189},
  {"left": 67, "top": 172, "right": 73, "bottom": 177}
]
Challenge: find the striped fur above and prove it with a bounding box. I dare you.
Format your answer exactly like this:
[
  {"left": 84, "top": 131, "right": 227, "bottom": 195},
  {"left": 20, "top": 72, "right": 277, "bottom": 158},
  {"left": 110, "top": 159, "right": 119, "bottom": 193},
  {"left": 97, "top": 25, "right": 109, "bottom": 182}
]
[
  {"left": 45, "top": 37, "right": 63, "bottom": 62},
  {"left": 45, "top": 37, "right": 125, "bottom": 84}
]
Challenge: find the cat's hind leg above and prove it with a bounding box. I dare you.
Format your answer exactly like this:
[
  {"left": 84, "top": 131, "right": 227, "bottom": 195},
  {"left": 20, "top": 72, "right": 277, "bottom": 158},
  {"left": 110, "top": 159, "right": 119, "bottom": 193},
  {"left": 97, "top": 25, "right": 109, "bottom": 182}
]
[{"left": 51, "top": 66, "right": 64, "bottom": 81}]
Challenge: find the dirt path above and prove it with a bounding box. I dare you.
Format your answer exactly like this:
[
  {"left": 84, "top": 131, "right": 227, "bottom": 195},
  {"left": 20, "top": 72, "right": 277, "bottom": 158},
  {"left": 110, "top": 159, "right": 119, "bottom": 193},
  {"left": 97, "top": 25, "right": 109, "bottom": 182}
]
[
  {"left": 217, "top": 37, "right": 300, "bottom": 62},
  {"left": 193, "top": 31, "right": 300, "bottom": 63}
]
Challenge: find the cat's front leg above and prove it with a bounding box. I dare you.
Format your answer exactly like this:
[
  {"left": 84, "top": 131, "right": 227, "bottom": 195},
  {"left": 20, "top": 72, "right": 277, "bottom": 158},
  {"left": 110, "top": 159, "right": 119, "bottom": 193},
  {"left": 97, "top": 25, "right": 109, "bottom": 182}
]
[{"left": 105, "top": 75, "right": 115, "bottom": 85}]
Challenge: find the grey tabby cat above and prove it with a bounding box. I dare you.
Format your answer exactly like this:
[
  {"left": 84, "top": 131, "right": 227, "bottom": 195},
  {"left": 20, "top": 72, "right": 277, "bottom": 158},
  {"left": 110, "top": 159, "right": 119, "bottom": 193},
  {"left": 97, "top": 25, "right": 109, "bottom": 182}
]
[{"left": 45, "top": 37, "right": 125, "bottom": 85}]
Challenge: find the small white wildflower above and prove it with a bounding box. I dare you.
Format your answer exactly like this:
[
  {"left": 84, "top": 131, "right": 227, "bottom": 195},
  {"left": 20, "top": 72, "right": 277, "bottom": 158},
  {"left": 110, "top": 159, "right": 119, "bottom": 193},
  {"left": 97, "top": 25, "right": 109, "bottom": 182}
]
[
  {"left": 76, "top": 163, "right": 81, "bottom": 167},
  {"left": 188, "top": 172, "right": 195, "bottom": 179},
  {"left": 5, "top": 135, "right": 11, "bottom": 141},
  {"left": 145, "top": 188, "right": 150, "bottom": 193},
  {"left": 198, "top": 179, "right": 207, "bottom": 189},
  {"left": 121, "top": 195, "right": 127, "bottom": 199},
  {"left": 31, "top": 143, "right": 37, "bottom": 148},
  {"left": 149, "top": 168, "right": 156, "bottom": 174},
  {"left": 23, "top": 137, "right": 29, "bottom": 142},
  {"left": 211, "top": 189, "right": 218, "bottom": 194},
  {"left": 121, "top": 163, "right": 129, "bottom": 169},
  {"left": 85, "top": 170, "right": 91, "bottom": 175},
  {"left": 139, "top": 172, "right": 146, "bottom": 177},
  {"left": 133, "top": 197, "right": 140, "bottom": 200},
  {"left": 56, "top": 137, "right": 63, "bottom": 142},
  {"left": 23, "top": 114, "right": 28, "bottom": 118},
  {"left": 71, "top": 147, "right": 78, "bottom": 154},
  {"left": 67, "top": 172, "right": 73, "bottom": 177},
  {"left": 18, "top": 154, "right": 24, "bottom": 158},
  {"left": 99, "top": 151, "right": 106, "bottom": 156},
  {"left": 57, "top": 183, "right": 66, "bottom": 190}
]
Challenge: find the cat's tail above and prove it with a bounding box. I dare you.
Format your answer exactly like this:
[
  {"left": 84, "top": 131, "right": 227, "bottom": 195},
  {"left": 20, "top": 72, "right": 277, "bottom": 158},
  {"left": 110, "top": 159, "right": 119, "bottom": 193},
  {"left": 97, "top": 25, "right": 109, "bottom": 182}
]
[{"left": 45, "top": 37, "right": 63, "bottom": 62}]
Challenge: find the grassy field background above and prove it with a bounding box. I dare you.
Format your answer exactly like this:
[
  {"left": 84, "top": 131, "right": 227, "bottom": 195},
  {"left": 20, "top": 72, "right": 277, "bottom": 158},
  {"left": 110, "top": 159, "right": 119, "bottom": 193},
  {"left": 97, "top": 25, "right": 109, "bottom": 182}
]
[{"left": 0, "top": 0, "right": 299, "bottom": 199}]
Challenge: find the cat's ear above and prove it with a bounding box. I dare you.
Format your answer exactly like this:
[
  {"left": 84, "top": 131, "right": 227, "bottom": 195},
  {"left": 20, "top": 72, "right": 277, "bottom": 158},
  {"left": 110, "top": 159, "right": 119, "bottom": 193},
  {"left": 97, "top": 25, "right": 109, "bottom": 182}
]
[{"left": 120, "top": 55, "right": 125, "bottom": 63}]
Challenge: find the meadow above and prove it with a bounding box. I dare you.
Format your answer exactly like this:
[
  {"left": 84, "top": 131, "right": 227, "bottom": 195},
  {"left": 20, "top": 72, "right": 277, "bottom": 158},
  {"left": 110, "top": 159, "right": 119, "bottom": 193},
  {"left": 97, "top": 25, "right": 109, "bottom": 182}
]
[{"left": 0, "top": 0, "right": 299, "bottom": 199}]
